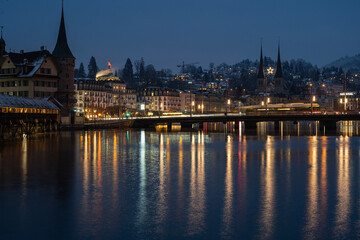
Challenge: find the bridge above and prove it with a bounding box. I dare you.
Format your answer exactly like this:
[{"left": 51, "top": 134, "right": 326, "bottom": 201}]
[
  {"left": 129, "top": 113, "right": 360, "bottom": 130},
  {"left": 0, "top": 94, "right": 61, "bottom": 140}
]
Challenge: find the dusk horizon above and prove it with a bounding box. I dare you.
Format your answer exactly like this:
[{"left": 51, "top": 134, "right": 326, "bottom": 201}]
[{"left": 1, "top": 0, "right": 360, "bottom": 71}]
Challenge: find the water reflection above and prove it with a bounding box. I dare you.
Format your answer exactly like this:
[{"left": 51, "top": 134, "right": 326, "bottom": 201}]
[
  {"left": 304, "top": 136, "right": 319, "bottom": 238},
  {"left": 156, "top": 133, "right": 167, "bottom": 234},
  {"left": 221, "top": 135, "right": 233, "bottom": 237},
  {"left": 137, "top": 130, "right": 147, "bottom": 228},
  {"left": 334, "top": 136, "right": 350, "bottom": 238},
  {"left": 258, "top": 136, "right": 275, "bottom": 239},
  {"left": 2, "top": 130, "right": 360, "bottom": 239},
  {"left": 187, "top": 132, "right": 206, "bottom": 236}
]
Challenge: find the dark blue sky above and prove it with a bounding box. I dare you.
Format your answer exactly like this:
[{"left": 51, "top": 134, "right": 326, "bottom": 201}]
[{"left": 1, "top": 0, "right": 359, "bottom": 72}]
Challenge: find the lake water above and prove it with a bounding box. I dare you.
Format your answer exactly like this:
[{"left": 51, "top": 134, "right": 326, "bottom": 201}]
[{"left": 1, "top": 123, "right": 360, "bottom": 239}]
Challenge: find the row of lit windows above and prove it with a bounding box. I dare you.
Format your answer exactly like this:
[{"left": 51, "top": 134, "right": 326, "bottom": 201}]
[
  {"left": 40, "top": 68, "right": 52, "bottom": 74},
  {"left": 0, "top": 91, "right": 29, "bottom": 97},
  {"left": 34, "top": 81, "right": 57, "bottom": 88},
  {"left": 34, "top": 91, "right": 55, "bottom": 98},
  {"left": 0, "top": 68, "right": 16, "bottom": 74},
  {"left": 1, "top": 80, "right": 29, "bottom": 87},
  {"left": 0, "top": 107, "right": 59, "bottom": 114}
]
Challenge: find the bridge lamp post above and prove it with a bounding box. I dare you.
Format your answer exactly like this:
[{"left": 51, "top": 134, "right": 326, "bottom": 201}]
[
  {"left": 344, "top": 72, "right": 347, "bottom": 112},
  {"left": 191, "top": 100, "right": 195, "bottom": 117},
  {"left": 265, "top": 76, "right": 268, "bottom": 115},
  {"left": 310, "top": 83, "right": 313, "bottom": 115},
  {"left": 226, "top": 99, "right": 231, "bottom": 115}
]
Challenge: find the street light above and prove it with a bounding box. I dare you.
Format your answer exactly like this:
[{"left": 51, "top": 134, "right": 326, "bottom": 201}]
[{"left": 310, "top": 82, "right": 313, "bottom": 115}]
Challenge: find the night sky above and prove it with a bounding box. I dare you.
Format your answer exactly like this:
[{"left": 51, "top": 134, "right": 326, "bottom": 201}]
[{"left": 1, "top": 0, "right": 359, "bottom": 72}]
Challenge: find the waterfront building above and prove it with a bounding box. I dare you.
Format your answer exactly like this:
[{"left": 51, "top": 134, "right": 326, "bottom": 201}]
[
  {"left": 75, "top": 79, "right": 115, "bottom": 118},
  {"left": 138, "top": 87, "right": 181, "bottom": 112},
  {"left": 179, "top": 90, "right": 195, "bottom": 113},
  {"left": 119, "top": 88, "right": 138, "bottom": 111},
  {"left": 0, "top": 48, "right": 59, "bottom": 98},
  {"left": 0, "top": 2, "right": 75, "bottom": 116}
]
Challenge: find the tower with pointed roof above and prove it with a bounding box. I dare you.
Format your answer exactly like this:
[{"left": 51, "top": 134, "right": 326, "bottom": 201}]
[
  {"left": 0, "top": 26, "right": 7, "bottom": 57},
  {"left": 53, "top": 0, "right": 76, "bottom": 115},
  {"left": 274, "top": 41, "right": 284, "bottom": 94},
  {"left": 257, "top": 43, "right": 266, "bottom": 93}
]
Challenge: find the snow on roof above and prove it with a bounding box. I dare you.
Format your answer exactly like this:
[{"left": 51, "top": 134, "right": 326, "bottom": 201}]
[
  {"left": 18, "top": 57, "right": 44, "bottom": 77},
  {"left": 0, "top": 94, "right": 60, "bottom": 110}
]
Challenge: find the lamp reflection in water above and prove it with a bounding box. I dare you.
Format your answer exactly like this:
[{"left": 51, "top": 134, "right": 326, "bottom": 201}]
[
  {"left": 238, "top": 130, "right": 247, "bottom": 220},
  {"left": 258, "top": 136, "right": 275, "bottom": 239},
  {"left": 155, "top": 133, "right": 167, "bottom": 234},
  {"left": 221, "top": 135, "right": 234, "bottom": 237},
  {"left": 304, "top": 136, "right": 319, "bottom": 238},
  {"left": 320, "top": 137, "right": 328, "bottom": 233},
  {"left": 187, "top": 132, "right": 206, "bottom": 236},
  {"left": 20, "top": 138, "right": 28, "bottom": 212},
  {"left": 112, "top": 133, "right": 119, "bottom": 207},
  {"left": 334, "top": 136, "right": 350, "bottom": 238},
  {"left": 137, "top": 130, "right": 147, "bottom": 227},
  {"left": 177, "top": 136, "right": 184, "bottom": 212}
]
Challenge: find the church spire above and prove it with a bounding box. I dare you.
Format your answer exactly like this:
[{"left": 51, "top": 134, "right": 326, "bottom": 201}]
[
  {"left": 53, "top": 0, "right": 74, "bottom": 58},
  {"left": 274, "top": 39, "right": 283, "bottom": 78},
  {"left": 257, "top": 40, "right": 265, "bottom": 79},
  {"left": 0, "top": 26, "right": 6, "bottom": 56}
]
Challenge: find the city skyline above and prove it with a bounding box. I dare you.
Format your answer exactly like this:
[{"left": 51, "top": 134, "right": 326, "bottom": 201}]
[{"left": 1, "top": 0, "right": 360, "bottom": 71}]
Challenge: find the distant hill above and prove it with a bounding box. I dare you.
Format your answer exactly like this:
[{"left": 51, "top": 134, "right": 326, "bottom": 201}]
[{"left": 325, "top": 54, "right": 360, "bottom": 71}]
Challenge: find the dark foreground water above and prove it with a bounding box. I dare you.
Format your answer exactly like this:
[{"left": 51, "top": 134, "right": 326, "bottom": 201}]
[{"left": 1, "top": 128, "right": 360, "bottom": 239}]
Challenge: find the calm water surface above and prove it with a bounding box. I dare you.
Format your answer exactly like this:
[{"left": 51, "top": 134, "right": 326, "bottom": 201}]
[{"left": 1, "top": 126, "right": 360, "bottom": 239}]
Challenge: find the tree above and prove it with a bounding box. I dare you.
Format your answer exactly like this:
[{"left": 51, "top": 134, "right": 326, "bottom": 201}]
[
  {"left": 139, "top": 58, "right": 145, "bottom": 82},
  {"left": 78, "top": 62, "right": 86, "bottom": 78},
  {"left": 74, "top": 68, "right": 79, "bottom": 78},
  {"left": 145, "top": 64, "right": 157, "bottom": 85},
  {"left": 122, "top": 58, "right": 134, "bottom": 84},
  {"left": 88, "top": 56, "right": 99, "bottom": 79}
]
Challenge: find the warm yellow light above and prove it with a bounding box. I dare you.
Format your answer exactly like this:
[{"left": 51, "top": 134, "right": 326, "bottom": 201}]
[
  {"left": 267, "top": 98, "right": 270, "bottom": 103},
  {"left": 227, "top": 99, "right": 231, "bottom": 105},
  {"left": 345, "top": 98, "right": 348, "bottom": 103},
  {"left": 198, "top": 105, "right": 201, "bottom": 109},
  {"left": 312, "top": 96, "right": 316, "bottom": 102},
  {"left": 94, "top": 110, "right": 97, "bottom": 113},
  {"left": 261, "top": 101, "right": 265, "bottom": 106},
  {"left": 310, "top": 83, "right": 313, "bottom": 87},
  {"left": 340, "top": 99, "right": 343, "bottom": 104},
  {"left": 322, "top": 84, "right": 325, "bottom": 87}
]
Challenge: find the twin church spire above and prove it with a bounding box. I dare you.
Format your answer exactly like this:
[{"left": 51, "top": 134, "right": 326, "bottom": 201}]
[
  {"left": 257, "top": 39, "right": 284, "bottom": 94},
  {"left": 257, "top": 40, "right": 283, "bottom": 79}
]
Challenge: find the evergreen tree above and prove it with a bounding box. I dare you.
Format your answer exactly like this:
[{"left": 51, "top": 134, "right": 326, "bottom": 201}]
[
  {"left": 88, "top": 56, "right": 99, "bottom": 79},
  {"left": 122, "top": 58, "right": 134, "bottom": 84},
  {"left": 74, "top": 68, "right": 79, "bottom": 78},
  {"left": 78, "top": 62, "right": 86, "bottom": 78},
  {"left": 145, "top": 64, "right": 157, "bottom": 85}
]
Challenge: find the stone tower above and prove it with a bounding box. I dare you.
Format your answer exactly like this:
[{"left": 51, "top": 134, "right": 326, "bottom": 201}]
[
  {"left": 257, "top": 43, "right": 266, "bottom": 93},
  {"left": 53, "top": 1, "right": 76, "bottom": 115},
  {"left": 274, "top": 42, "right": 284, "bottom": 95}
]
